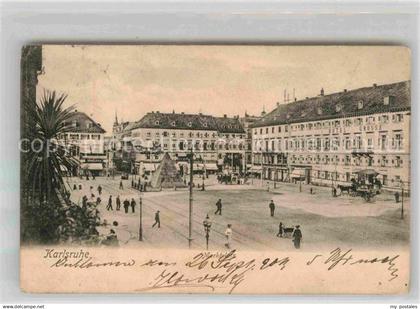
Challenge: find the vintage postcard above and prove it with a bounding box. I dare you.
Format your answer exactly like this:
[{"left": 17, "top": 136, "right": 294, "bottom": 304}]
[{"left": 20, "top": 45, "right": 411, "bottom": 294}]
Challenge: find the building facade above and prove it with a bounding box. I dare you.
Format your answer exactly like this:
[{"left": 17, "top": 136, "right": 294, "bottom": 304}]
[
  {"left": 121, "top": 111, "right": 246, "bottom": 176},
  {"left": 58, "top": 111, "right": 107, "bottom": 176},
  {"left": 240, "top": 113, "right": 262, "bottom": 172},
  {"left": 251, "top": 81, "right": 410, "bottom": 189}
]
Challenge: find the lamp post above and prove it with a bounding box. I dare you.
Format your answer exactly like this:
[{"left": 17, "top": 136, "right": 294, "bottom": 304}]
[
  {"left": 139, "top": 192, "right": 143, "bottom": 241},
  {"left": 203, "top": 215, "right": 212, "bottom": 250},
  {"left": 187, "top": 147, "right": 194, "bottom": 248},
  {"left": 260, "top": 146, "right": 263, "bottom": 187},
  {"left": 400, "top": 181, "right": 404, "bottom": 220}
]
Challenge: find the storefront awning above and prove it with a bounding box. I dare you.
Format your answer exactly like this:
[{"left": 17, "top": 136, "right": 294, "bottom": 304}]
[
  {"left": 81, "top": 163, "right": 103, "bottom": 170},
  {"left": 290, "top": 168, "right": 306, "bottom": 178},
  {"left": 142, "top": 163, "right": 157, "bottom": 172},
  {"left": 355, "top": 169, "right": 379, "bottom": 176},
  {"left": 193, "top": 163, "right": 205, "bottom": 170},
  {"left": 250, "top": 165, "right": 262, "bottom": 172},
  {"left": 205, "top": 163, "right": 218, "bottom": 171}
]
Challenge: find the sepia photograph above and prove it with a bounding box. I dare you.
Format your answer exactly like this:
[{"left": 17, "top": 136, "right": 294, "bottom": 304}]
[{"left": 20, "top": 45, "right": 411, "bottom": 294}]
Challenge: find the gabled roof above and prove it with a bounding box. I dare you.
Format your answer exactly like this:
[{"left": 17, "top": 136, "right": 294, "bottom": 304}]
[
  {"left": 214, "top": 116, "right": 245, "bottom": 134},
  {"left": 65, "top": 111, "right": 106, "bottom": 133},
  {"left": 251, "top": 81, "right": 410, "bottom": 128},
  {"left": 132, "top": 112, "right": 219, "bottom": 131}
]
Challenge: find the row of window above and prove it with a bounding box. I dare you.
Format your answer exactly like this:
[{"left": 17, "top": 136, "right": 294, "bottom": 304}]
[
  {"left": 254, "top": 153, "right": 404, "bottom": 168},
  {"left": 254, "top": 113, "right": 405, "bottom": 135},
  {"left": 59, "top": 133, "right": 102, "bottom": 140},
  {"left": 132, "top": 130, "right": 245, "bottom": 139},
  {"left": 254, "top": 133, "right": 403, "bottom": 152}
]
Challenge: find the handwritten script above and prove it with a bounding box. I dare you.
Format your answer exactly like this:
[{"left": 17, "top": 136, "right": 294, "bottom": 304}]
[{"left": 42, "top": 247, "right": 402, "bottom": 293}]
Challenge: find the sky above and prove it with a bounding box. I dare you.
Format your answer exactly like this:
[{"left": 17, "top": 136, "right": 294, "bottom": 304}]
[{"left": 37, "top": 45, "right": 410, "bottom": 134}]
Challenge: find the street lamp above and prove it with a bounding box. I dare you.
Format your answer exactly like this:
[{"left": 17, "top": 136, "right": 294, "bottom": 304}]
[
  {"left": 187, "top": 147, "right": 194, "bottom": 248},
  {"left": 202, "top": 215, "right": 212, "bottom": 250},
  {"left": 400, "top": 180, "right": 404, "bottom": 220},
  {"left": 139, "top": 192, "right": 144, "bottom": 241}
]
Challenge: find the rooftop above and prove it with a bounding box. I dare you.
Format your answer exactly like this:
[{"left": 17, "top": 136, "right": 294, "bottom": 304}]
[
  {"left": 131, "top": 112, "right": 245, "bottom": 133},
  {"left": 65, "top": 111, "right": 106, "bottom": 134},
  {"left": 251, "top": 81, "right": 410, "bottom": 128}
]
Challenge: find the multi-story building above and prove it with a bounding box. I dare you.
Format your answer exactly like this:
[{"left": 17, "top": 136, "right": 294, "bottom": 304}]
[
  {"left": 250, "top": 81, "right": 410, "bottom": 189},
  {"left": 240, "top": 113, "right": 262, "bottom": 172},
  {"left": 58, "top": 111, "right": 106, "bottom": 176},
  {"left": 124, "top": 111, "right": 246, "bottom": 176}
]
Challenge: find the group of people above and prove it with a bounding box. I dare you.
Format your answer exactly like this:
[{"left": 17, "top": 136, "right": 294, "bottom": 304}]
[
  {"left": 212, "top": 198, "right": 302, "bottom": 249},
  {"left": 106, "top": 195, "right": 137, "bottom": 214}
]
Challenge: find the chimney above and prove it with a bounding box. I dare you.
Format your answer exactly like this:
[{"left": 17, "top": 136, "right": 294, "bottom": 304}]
[
  {"left": 181, "top": 112, "right": 185, "bottom": 114},
  {"left": 343, "top": 89, "right": 347, "bottom": 93},
  {"left": 276, "top": 102, "right": 280, "bottom": 107},
  {"left": 294, "top": 97, "right": 297, "bottom": 102},
  {"left": 320, "top": 88, "right": 324, "bottom": 96},
  {"left": 373, "top": 83, "right": 378, "bottom": 88},
  {"left": 383, "top": 95, "right": 395, "bottom": 105},
  {"left": 172, "top": 110, "right": 175, "bottom": 114},
  {"left": 305, "top": 97, "right": 309, "bottom": 99},
  {"left": 223, "top": 114, "right": 227, "bottom": 118}
]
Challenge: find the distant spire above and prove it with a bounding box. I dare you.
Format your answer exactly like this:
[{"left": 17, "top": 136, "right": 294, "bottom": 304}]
[
  {"left": 261, "top": 105, "right": 266, "bottom": 116},
  {"left": 114, "top": 110, "right": 119, "bottom": 126}
]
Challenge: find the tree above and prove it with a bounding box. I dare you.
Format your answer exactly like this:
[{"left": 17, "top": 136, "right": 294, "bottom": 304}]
[{"left": 22, "top": 90, "right": 78, "bottom": 242}]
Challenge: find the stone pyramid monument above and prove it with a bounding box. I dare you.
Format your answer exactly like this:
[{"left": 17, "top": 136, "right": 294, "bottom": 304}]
[{"left": 151, "top": 152, "right": 186, "bottom": 189}]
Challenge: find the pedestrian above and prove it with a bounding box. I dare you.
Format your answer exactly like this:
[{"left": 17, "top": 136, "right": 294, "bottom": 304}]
[
  {"left": 292, "top": 225, "right": 302, "bottom": 249},
  {"left": 97, "top": 185, "right": 102, "bottom": 195},
  {"left": 215, "top": 198, "right": 222, "bottom": 215},
  {"left": 116, "top": 195, "right": 121, "bottom": 211},
  {"left": 104, "top": 229, "right": 119, "bottom": 246},
  {"left": 152, "top": 210, "right": 161, "bottom": 228},
  {"left": 82, "top": 195, "right": 88, "bottom": 208},
  {"left": 106, "top": 195, "right": 113, "bottom": 211},
  {"left": 130, "top": 198, "right": 136, "bottom": 213},
  {"left": 269, "top": 199, "right": 275, "bottom": 217},
  {"left": 276, "top": 222, "right": 284, "bottom": 237},
  {"left": 332, "top": 186, "right": 337, "bottom": 197},
  {"left": 394, "top": 191, "right": 400, "bottom": 203},
  {"left": 119, "top": 180, "right": 123, "bottom": 190},
  {"left": 96, "top": 196, "right": 101, "bottom": 205},
  {"left": 79, "top": 184, "right": 82, "bottom": 190},
  {"left": 92, "top": 174, "right": 96, "bottom": 180},
  {"left": 224, "top": 224, "right": 232, "bottom": 249},
  {"left": 123, "top": 199, "right": 129, "bottom": 214},
  {"left": 73, "top": 184, "right": 77, "bottom": 190}
]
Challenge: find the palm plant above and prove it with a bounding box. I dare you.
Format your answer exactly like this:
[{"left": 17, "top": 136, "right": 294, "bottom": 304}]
[{"left": 22, "top": 90, "right": 78, "bottom": 242}]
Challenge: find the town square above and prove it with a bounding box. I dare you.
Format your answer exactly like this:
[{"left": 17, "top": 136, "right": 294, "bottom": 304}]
[{"left": 20, "top": 45, "right": 411, "bottom": 251}]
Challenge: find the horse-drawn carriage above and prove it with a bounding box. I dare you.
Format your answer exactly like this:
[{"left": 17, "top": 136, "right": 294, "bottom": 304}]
[{"left": 337, "top": 169, "right": 382, "bottom": 201}]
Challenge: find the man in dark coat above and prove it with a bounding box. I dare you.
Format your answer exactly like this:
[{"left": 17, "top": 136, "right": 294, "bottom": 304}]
[
  {"left": 269, "top": 200, "right": 275, "bottom": 217},
  {"left": 106, "top": 195, "right": 113, "bottom": 211},
  {"left": 394, "top": 191, "right": 400, "bottom": 203},
  {"left": 292, "top": 225, "right": 302, "bottom": 249},
  {"left": 152, "top": 210, "right": 161, "bottom": 228},
  {"left": 119, "top": 180, "right": 123, "bottom": 190},
  {"left": 123, "top": 199, "right": 130, "bottom": 214},
  {"left": 276, "top": 222, "right": 284, "bottom": 237},
  {"left": 130, "top": 198, "right": 136, "bottom": 213},
  {"left": 97, "top": 185, "right": 102, "bottom": 195},
  {"left": 82, "top": 195, "right": 88, "bottom": 208},
  {"left": 214, "top": 199, "right": 222, "bottom": 215},
  {"left": 116, "top": 195, "right": 121, "bottom": 211}
]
